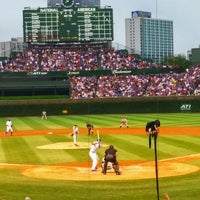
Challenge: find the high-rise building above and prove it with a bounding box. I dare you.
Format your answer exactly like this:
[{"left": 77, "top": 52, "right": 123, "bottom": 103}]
[
  {"left": 0, "top": 37, "right": 24, "bottom": 58},
  {"left": 47, "top": 0, "right": 100, "bottom": 7},
  {"left": 125, "top": 11, "right": 173, "bottom": 63}
]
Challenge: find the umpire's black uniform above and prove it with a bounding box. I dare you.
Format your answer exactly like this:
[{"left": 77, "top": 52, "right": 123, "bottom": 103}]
[
  {"left": 102, "top": 145, "right": 121, "bottom": 175},
  {"left": 146, "top": 120, "right": 160, "bottom": 148}
]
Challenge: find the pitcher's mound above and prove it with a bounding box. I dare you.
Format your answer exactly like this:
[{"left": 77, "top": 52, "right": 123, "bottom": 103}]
[{"left": 37, "top": 142, "right": 108, "bottom": 149}]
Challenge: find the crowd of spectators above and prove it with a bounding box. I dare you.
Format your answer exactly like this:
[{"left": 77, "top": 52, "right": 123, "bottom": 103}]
[
  {"left": 0, "top": 46, "right": 99, "bottom": 72},
  {"left": 70, "top": 65, "right": 200, "bottom": 98},
  {"left": 0, "top": 45, "right": 174, "bottom": 72},
  {"left": 0, "top": 45, "right": 199, "bottom": 98}
]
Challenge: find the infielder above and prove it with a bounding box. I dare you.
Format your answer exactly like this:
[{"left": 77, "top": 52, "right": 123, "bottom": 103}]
[
  {"left": 42, "top": 111, "right": 47, "bottom": 119},
  {"left": 86, "top": 122, "right": 94, "bottom": 135},
  {"left": 120, "top": 117, "right": 129, "bottom": 128},
  {"left": 71, "top": 124, "right": 79, "bottom": 146},
  {"left": 5, "top": 119, "right": 13, "bottom": 136},
  {"left": 89, "top": 139, "right": 101, "bottom": 171}
]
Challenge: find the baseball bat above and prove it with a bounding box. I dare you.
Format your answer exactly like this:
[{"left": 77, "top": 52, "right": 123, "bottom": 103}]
[{"left": 97, "top": 130, "right": 100, "bottom": 140}]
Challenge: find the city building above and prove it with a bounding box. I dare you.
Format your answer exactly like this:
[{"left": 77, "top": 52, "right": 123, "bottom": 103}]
[
  {"left": 0, "top": 37, "right": 24, "bottom": 58},
  {"left": 125, "top": 10, "right": 174, "bottom": 63},
  {"left": 188, "top": 46, "right": 200, "bottom": 64},
  {"left": 47, "top": 0, "right": 100, "bottom": 7}
]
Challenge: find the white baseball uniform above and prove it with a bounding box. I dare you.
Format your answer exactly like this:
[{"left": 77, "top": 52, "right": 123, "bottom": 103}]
[
  {"left": 89, "top": 141, "right": 100, "bottom": 171},
  {"left": 72, "top": 125, "right": 79, "bottom": 146},
  {"left": 120, "top": 118, "right": 128, "bottom": 128},
  {"left": 5, "top": 120, "right": 13, "bottom": 135},
  {"left": 42, "top": 111, "right": 47, "bottom": 119}
]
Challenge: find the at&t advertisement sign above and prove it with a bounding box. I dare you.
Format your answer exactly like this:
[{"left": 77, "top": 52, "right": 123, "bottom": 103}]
[{"left": 180, "top": 104, "right": 192, "bottom": 111}]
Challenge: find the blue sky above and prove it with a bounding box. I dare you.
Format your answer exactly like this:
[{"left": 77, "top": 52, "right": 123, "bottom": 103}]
[{"left": 1, "top": 0, "right": 200, "bottom": 55}]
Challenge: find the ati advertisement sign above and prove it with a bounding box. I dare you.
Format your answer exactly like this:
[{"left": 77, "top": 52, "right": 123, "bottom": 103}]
[{"left": 180, "top": 104, "right": 192, "bottom": 111}]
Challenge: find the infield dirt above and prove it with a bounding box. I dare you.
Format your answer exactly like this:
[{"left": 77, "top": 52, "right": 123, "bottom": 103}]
[{"left": 1, "top": 127, "right": 200, "bottom": 181}]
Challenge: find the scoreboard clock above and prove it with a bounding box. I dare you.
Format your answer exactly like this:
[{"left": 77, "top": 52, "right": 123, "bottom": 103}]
[{"left": 62, "top": 0, "right": 75, "bottom": 8}]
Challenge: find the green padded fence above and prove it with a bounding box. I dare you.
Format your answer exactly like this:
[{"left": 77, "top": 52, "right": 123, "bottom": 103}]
[{"left": 0, "top": 96, "right": 199, "bottom": 117}]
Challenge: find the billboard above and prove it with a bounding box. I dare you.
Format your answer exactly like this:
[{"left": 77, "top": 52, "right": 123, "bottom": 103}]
[{"left": 131, "top": 11, "right": 151, "bottom": 18}]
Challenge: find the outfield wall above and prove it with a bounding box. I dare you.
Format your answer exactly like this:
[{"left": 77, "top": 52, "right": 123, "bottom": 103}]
[{"left": 0, "top": 96, "right": 199, "bottom": 117}]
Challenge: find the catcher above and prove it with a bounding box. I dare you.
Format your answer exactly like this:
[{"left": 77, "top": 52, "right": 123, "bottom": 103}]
[{"left": 101, "top": 157, "right": 115, "bottom": 172}]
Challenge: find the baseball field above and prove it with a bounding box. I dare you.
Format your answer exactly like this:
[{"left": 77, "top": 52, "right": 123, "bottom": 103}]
[{"left": 0, "top": 113, "right": 199, "bottom": 200}]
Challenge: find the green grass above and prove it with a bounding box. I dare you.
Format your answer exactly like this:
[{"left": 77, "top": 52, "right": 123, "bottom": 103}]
[
  {"left": 1, "top": 113, "right": 200, "bottom": 131},
  {"left": 0, "top": 113, "right": 199, "bottom": 200}
]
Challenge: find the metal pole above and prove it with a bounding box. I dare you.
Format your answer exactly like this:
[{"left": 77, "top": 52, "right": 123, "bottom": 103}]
[
  {"left": 154, "top": 133, "right": 160, "bottom": 200},
  {"left": 156, "top": 0, "right": 158, "bottom": 19}
]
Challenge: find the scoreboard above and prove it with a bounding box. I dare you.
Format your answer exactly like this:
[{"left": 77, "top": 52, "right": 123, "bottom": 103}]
[{"left": 23, "top": 7, "right": 113, "bottom": 43}]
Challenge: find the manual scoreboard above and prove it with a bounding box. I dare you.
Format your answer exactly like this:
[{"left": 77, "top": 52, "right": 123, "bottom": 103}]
[{"left": 23, "top": 6, "right": 113, "bottom": 43}]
